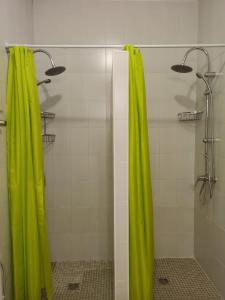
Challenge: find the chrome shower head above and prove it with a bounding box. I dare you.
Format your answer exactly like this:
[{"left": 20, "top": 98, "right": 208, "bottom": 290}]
[
  {"left": 33, "top": 49, "right": 66, "bottom": 77},
  {"left": 171, "top": 47, "right": 210, "bottom": 75},
  {"left": 45, "top": 66, "right": 66, "bottom": 76},
  {"left": 171, "top": 64, "right": 193, "bottom": 73}
]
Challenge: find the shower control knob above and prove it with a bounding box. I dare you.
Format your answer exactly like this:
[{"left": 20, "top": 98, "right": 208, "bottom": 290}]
[{"left": 196, "top": 175, "right": 208, "bottom": 183}]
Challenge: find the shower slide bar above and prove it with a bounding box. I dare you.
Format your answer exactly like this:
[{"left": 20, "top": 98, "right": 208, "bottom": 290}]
[{"left": 5, "top": 43, "right": 225, "bottom": 49}]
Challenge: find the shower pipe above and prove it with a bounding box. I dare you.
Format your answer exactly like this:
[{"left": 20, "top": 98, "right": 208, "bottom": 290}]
[{"left": 5, "top": 43, "right": 225, "bottom": 49}]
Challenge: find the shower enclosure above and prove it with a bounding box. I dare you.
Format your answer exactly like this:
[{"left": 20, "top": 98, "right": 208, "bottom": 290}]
[
  {"left": 1, "top": 1, "right": 225, "bottom": 299},
  {"left": 1, "top": 43, "right": 225, "bottom": 299}
]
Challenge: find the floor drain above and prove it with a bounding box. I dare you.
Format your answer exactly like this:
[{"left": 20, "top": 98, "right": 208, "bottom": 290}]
[
  {"left": 158, "top": 277, "right": 169, "bottom": 285},
  {"left": 68, "top": 283, "right": 80, "bottom": 290}
]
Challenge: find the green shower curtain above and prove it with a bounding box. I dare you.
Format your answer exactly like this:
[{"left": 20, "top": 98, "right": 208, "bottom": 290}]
[
  {"left": 7, "top": 47, "right": 52, "bottom": 300},
  {"left": 124, "top": 45, "right": 154, "bottom": 300}
]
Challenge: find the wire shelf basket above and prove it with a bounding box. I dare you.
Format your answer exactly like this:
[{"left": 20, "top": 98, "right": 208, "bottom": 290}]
[
  {"left": 41, "top": 111, "right": 56, "bottom": 143},
  {"left": 178, "top": 111, "right": 203, "bottom": 122},
  {"left": 42, "top": 134, "right": 56, "bottom": 143}
]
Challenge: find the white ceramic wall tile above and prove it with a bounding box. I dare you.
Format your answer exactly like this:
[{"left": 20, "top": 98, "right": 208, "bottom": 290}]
[
  {"left": 54, "top": 207, "right": 72, "bottom": 234},
  {"left": 70, "top": 128, "right": 89, "bottom": 155},
  {"left": 82, "top": 74, "right": 106, "bottom": 101},
  {"left": 89, "top": 207, "right": 109, "bottom": 235},
  {"left": 154, "top": 207, "right": 179, "bottom": 234},
  {"left": 159, "top": 154, "right": 177, "bottom": 179},
  {"left": 71, "top": 207, "right": 90, "bottom": 234},
  {"left": 68, "top": 100, "right": 89, "bottom": 128},
  {"left": 148, "top": 127, "right": 160, "bottom": 154},
  {"left": 176, "top": 179, "right": 194, "bottom": 208},
  {"left": 67, "top": 49, "right": 106, "bottom": 74},
  {"left": 50, "top": 233, "right": 73, "bottom": 261},
  {"left": 71, "top": 180, "right": 90, "bottom": 208},
  {"left": 70, "top": 234, "right": 90, "bottom": 261},
  {"left": 88, "top": 101, "right": 107, "bottom": 128},
  {"left": 87, "top": 234, "right": 111, "bottom": 260},
  {"left": 158, "top": 179, "right": 177, "bottom": 207},
  {"left": 150, "top": 154, "right": 160, "bottom": 180},
  {"left": 71, "top": 156, "right": 89, "bottom": 180},
  {"left": 53, "top": 180, "right": 71, "bottom": 209},
  {"left": 159, "top": 127, "right": 177, "bottom": 154},
  {"left": 89, "top": 127, "right": 107, "bottom": 155}
]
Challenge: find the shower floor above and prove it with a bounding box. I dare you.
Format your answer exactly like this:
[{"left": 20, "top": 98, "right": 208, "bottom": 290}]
[
  {"left": 51, "top": 259, "right": 223, "bottom": 300},
  {"left": 52, "top": 261, "right": 113, "bottom": 300},
  {"left": 153, "top": 258, "right": 223, "bottom": 300}
]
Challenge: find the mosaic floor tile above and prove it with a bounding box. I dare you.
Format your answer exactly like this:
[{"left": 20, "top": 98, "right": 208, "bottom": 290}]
[{"left": 52, "top": 259, "right": 223, "bottom": 299}]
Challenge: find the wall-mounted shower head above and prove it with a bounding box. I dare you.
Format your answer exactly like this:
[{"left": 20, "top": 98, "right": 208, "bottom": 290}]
[
  {"left": 171, "top": 64, "right": 193, "bottom": 73},
  {"left": 33, "top": 49, "right": 66, "bottom": 76},
  {"left": 37, "top": 79, "right": 51, "bottom": 86},
  {"left": 45, "top": 66, "right": 66, "bottom": 76},
  {"left": 171, "top": 47, "right": 211, "bottom": 74}
]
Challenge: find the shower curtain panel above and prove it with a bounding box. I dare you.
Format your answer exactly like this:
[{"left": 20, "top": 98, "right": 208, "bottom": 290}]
[
  {"left": 124, "top": 45, "right": 154, "bottom": 300},
  {"left": 7, "top": 47, "right": 52, "bottom": 300}
]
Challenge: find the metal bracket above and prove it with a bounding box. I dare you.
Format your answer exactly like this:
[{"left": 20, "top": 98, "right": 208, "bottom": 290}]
[
  {"left": 205, "top": 72, "right": 224, "bottom": 78},
  {"left": 203, "top": 138, "right": 220, "bottom": 143}
]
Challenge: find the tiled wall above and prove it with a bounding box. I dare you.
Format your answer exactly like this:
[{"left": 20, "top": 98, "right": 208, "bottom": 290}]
[
  {"left": 36, "top": 49, "right": 113, "bottom": 261},
  {"left": 33, "top": 0, "right": 198, "bottom": 260},
  {"left": 195, "top": 0, "right": 225, "bottom": 297},
  {"left": 113, "top": 51, "right": 129, "bottom": 300},
  {"left": 144, "top": 53, "right": 197, "bottom": 257},
  {"left": 0, "top": 0, "right": 33, "bottom": 298}
]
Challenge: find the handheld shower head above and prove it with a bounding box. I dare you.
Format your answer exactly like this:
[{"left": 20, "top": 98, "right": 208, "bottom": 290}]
[
  {"left": 196, "top": 72, "right": 204, "bottom": 79},
  {"left": 37, "top": 79, "right": 51, "bottom": 86},
  {"left": 196, "top": 72, "right": 212, "bottom": 94},
  {"left": 33, "top": 49, "right": 66, "bottom": 76}
]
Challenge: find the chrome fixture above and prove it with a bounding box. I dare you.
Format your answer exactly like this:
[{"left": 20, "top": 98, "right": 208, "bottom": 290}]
[
  {"left": 196, "top": 72, "right": 212, "bottom": 93},
  {"left": 171, "top": 47, "right": 210, "bottom": 74},
  {"left": 37, "top": 79, "right": 51, "bottom": 86},
  {"left": 172, "top": 47, "right": 216, "bottom": 200},
  {"left": 33, "top": 49, "right": 66, "bottom": 76}
]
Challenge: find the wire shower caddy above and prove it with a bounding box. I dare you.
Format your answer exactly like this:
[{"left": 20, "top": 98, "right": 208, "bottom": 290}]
[
  {"left": 178, "top": 111, "right": 203, "bottom": 121},
  {"left": 41, "top": 111, "right": 56, "bottom": 143}
]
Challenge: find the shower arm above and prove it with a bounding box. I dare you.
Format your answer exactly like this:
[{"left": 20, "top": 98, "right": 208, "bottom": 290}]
[
  {"left": 33, "top": 49, "right": 56, "bottom": 68},
  {"left": 181, "top": 47, "right": 210, "bottom": 73}
]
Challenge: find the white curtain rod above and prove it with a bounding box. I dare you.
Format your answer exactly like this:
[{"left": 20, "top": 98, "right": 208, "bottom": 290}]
[{"left": 5, "top": 43, "right": 225, "bottom": 49}]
